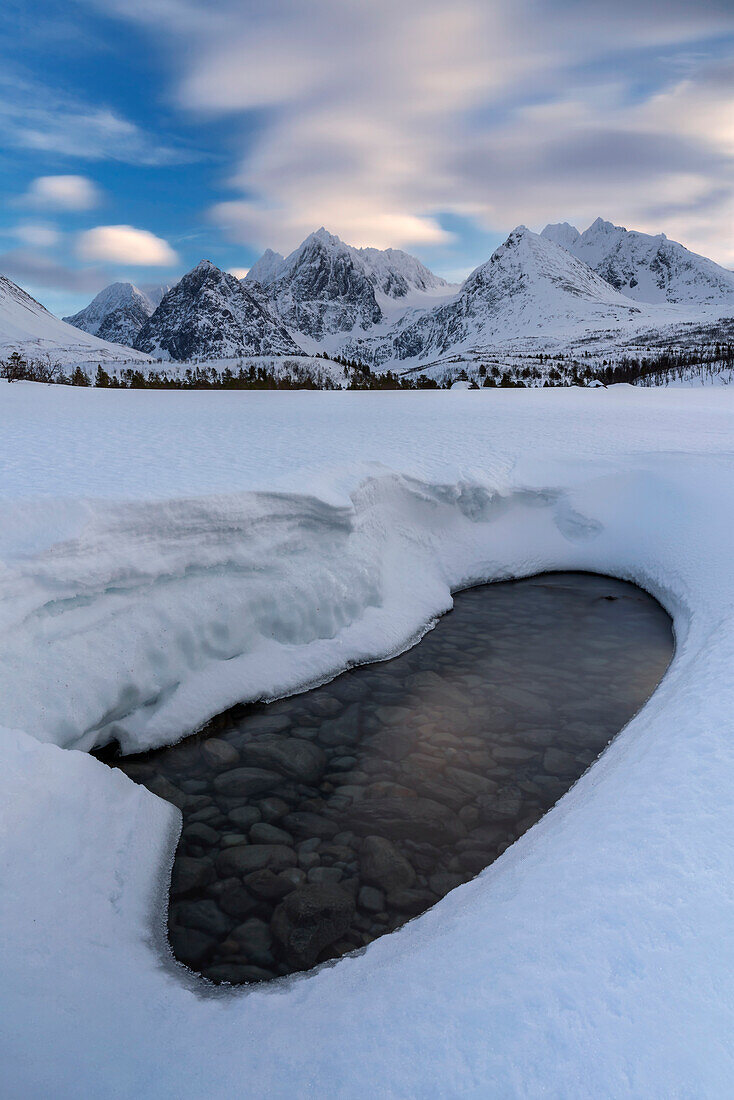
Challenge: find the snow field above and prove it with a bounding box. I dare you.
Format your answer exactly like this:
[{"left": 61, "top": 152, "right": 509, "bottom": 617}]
[{"left": 1, "top": 383, "right": 733, "bottom": 1096}]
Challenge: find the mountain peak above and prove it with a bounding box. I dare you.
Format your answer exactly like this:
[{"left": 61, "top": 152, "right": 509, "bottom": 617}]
[
  {"left": 586, "top": 217, "right": 621, "bottom": 235},
  {"left": 541, "top": 222, "right": 581, "bottom": 251}
]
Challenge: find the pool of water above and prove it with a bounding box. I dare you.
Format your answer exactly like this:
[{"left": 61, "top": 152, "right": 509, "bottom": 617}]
[{"left": 100, "top": 573, "right": 673, "bottom": 985}]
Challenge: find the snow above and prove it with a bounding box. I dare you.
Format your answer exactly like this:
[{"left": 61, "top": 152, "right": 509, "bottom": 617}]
[
  {"left": 0, "top": 274, "right": 151, "bottom": 364},
  {"left": 2, "top": 381, "right": 734, "bottom": 1096}
]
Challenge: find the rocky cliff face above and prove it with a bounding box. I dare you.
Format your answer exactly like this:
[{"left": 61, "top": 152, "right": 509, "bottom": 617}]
[{"left": 134, "top": 260, "right": 302, "bottom": 361}]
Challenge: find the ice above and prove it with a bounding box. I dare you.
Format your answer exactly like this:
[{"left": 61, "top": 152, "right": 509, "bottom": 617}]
[{"left": 1, "top": 381, "right": 734, "bottom": 1095}]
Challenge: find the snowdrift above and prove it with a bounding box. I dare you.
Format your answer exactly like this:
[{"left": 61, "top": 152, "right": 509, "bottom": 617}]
[{"left": 1, "top": 383, "right": 733, "bottom": 1096}]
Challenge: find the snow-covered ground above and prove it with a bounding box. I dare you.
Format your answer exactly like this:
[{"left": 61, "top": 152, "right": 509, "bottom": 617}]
[{"left": 2, "top": 381, "right": 734, "bottom": 1096}]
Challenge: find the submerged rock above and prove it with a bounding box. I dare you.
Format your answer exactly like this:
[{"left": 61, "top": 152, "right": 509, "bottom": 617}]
[
  {"left": 271, "top": 885, "right": 355, "bottom": 968},
  {"left": 359, "top": 835, "right": 416, "bottom": 892},
  {"left": 238, "top": 738, "right": 327, "bottom": 784}
]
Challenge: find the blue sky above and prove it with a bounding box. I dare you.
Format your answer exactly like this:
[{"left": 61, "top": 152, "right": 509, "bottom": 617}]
[{"left": 1, "top": 0, "right": 733, "bottom": 315}]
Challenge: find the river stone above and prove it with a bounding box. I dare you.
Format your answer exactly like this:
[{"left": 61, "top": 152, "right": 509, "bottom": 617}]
[
  {"left": 213, "top": 767, "right": 282, "bottom": 797},
  {"left": 543, "top": 748, "right": 579, "bottom": 775},
  {"left": 169, "top": 926, "right": 212, "bottom": 965},
  {"left": 444, "top": 767, "right": 498, "bottom": 798},
  {"left": 244, "top": 869, "right": 297, "bottom": 900},
  {"left": 307, "top": 866, "right": 343, "bottom": 885},
  {"left": 243, "top": 714, "right": 291, "bottom": 735},
  {"left": 228, "top": 806, "right": 261, "bottom": 830},
  {"left": 386, "top": 887, "right": 436, "bottom": 915},
  {"left": 201, "top": 738, "right": 240, "bottom": 767},
  {"left": 183, "top": 821, "right": 219, "bottom": 847},
  {"left": 250, "top": 822, "right": 294, "bottom": 845},
  {"left": 230, "top": 918, "right": 274, "bottom": 967},
  {"left": 359, "top": 836, "right": 416, "bottom": 892},
  {"left": 215, "top": 844, "right": 296, "bottom": 877},
  {"left": 347, "top": 797, "right": 466, "bottom": 845},
  {"left": 271, "top": 885, "right": 355, "bottom": 969},
  {"left": 172, "top": 899, "right": 233, "bottom": 938},
  {"left": 238, "top": 739, "right": 327, "bottom": 784},
  {"left": 357, "top": 885, "right": 385, "bottom": 913},
  {"left": 170, "top": 857, "right": 214, "bottom": 897},
  {"left": 218, "top": 885, "right": 259, "bottom": 921},
  {"left": 258, "top": 797, "right": 290, "bottom": 823},
  {"left": 282, "top": 812, "right": 340, "bottom": 839}
]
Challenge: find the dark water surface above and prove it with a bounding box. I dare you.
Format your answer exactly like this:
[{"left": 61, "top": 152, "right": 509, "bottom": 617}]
[{"left": 102, "top": 573, "right": 673, "bottom": 985}]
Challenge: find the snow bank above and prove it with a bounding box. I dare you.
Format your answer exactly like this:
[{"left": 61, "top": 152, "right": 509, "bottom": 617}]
[{"left": 1, "top": 382, "right": 734, "bottom": 1096}]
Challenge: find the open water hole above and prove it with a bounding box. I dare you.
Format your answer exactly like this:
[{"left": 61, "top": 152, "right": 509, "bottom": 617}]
[{"left": 98, "top": 572, "right": 673, "bottom": 985}]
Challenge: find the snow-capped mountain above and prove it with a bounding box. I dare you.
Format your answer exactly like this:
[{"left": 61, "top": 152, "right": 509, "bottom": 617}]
[
  {"left": 541, "top": 217, "right": 734, "bottom": 308},
  {"left": 347, "top": 226, "right": 653, "bottom": 367},
  {"left": 245, "top": 228, "right": 458, "bottom": 345},
  {"left": 250, "top": 228, "right": 383, "bottom": 341},
  {"left": 245, "top": 249, "right": 285, "bottom": 287},
  {"left": 0, "top": 274, "right": 150, "bottom": 364},
  {"left": 355, "top": 246, "right": 451, "bottom": 298},
  {"left": 134, "top": 260, "right": 302, "bottom": 361},
  {"left": 139, "top": 283, "right": 172, "bottom": 310},
  {"left": 64, "top": 283, "right": 155, "bottom": 347},
  {"left": 65, "top": 281, "right": 176, "bottom": 347}
]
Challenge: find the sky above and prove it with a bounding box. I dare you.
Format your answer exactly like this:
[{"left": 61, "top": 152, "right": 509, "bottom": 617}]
[{"left": 1, "top": 0, "right": 734, "bottom": 316}]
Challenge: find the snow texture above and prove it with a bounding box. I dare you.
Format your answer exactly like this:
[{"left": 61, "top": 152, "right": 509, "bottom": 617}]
[
  {"left": 1, "top": 381, "right": 734, "bottom": 1097},
  {"left": 0, "top": 274, "right": 151, "bottom": 364}
]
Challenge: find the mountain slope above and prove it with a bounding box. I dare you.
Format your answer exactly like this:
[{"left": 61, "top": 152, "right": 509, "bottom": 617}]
[
  {"left": 347, "top": 226, "right": 655, "bottom": 367},
  {"left": 0, "top": 274, "right": 149, "bottom": 364},
  {"left": 134, "top": 260, "right": 302, "bottom": 361},
  {"left": 541, "top": 217, "right": 734, "bottom": 308}
]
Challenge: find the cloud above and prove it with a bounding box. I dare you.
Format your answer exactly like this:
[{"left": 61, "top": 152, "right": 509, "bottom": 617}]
[
  {"left": 24, "top": 175, "right": 101, "bottom": 211},
  {"left": 227, "top": 267, "right": 249, "bottom": 279},
  {"left": 76, "top": 225, "right": 178, "bottom": 265},
  {"left": 0, "top": 249, "right": 108, "bottom": 293},
  {"left": 8, "top": 223, "right": 61, "bottom": 248},
  {"left": 85, "top": 0, "right": 734, "bottom": 262},
  {"left": 0, "top": 71, "right": 197, "bottom": 166}
]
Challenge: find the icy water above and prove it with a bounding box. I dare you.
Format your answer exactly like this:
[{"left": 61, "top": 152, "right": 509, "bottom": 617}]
[{"left": 102, "top": 573, "right": 673, "bottom": 985}]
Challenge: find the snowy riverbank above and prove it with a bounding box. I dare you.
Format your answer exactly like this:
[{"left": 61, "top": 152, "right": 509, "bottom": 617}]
[{"left": 2, "top": 382, "right": 733, "bottom": 1096}]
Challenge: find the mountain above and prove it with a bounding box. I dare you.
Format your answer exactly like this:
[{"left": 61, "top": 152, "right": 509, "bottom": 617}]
[
  {"left": 541, "top": 217, "right": 734, "bottom": 308},
  {"left": 139, "top": 283, "right": 172, "bottom": 310},
  {"left": 64, "top": 282, "right": 176, "bottom": 347},
  {"left": 540, "top": 222, "right": 581, "bottom": 252},
  {"left": 355, "top": 246, "right": 451, "bottom": 298},
  {"left": 245, "top": 229, "right": 457, "bottom": 345},
  {"left": 245, "top": 249, "right": 285, "bottom": 287},
  {"left": 347, "top": 226, "right": 652, "bottom": 367},
  {"left": 64, "top": 283, "right": 155, "bottom": 347},
  {"left": 0, "top": 274, "right": 150, "bottom": 364},
  {"left": 134, "top": 260, "right": 302, "bottom": 361}
]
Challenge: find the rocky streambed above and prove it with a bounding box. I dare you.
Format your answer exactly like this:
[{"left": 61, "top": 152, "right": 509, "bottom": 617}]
[{"left": 100, "top": 573, "right": 673, "bottom": 985}]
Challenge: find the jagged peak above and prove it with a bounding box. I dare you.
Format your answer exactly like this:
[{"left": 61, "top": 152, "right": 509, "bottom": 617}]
[
  {"left": 585, "top": 217, "right": 622, "bottom": 235},
  {"left": 189, "top": 258, "right": 219, "bottom": 275}
]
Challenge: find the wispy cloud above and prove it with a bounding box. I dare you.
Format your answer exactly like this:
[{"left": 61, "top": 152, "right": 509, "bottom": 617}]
[{"left": 0, "top": 71, "right": 198, "bottom": 167}]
